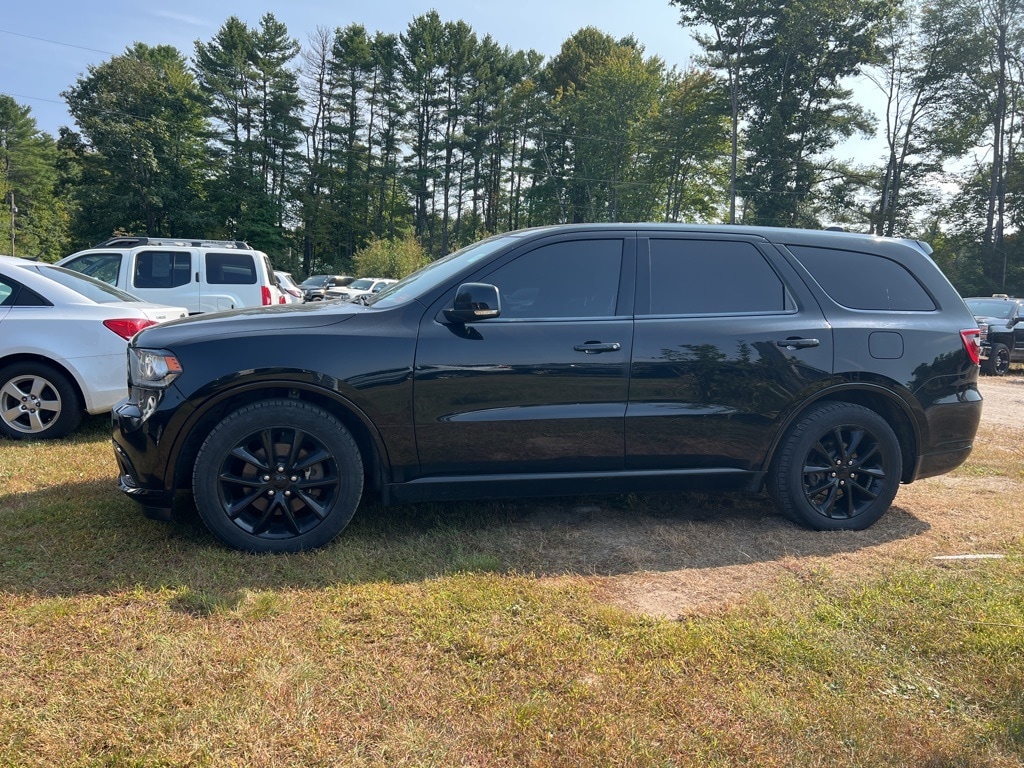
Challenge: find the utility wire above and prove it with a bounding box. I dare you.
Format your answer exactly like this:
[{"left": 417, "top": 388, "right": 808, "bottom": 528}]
[{"left": 0, "top": 27, "right": 117, "bottom": 56}]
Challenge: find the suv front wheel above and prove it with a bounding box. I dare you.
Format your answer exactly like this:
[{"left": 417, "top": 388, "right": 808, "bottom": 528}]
[
  {"left": 192, "top": 399, "right": 364, "bottom": 552},
  {"left": 768, "top": 402, "right": 902, "bottom": 531}
]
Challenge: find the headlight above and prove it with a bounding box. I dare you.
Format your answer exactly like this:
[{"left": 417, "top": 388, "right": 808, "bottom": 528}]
[{"left": 129, "top": 348, "right": 183, "bottom": 388}]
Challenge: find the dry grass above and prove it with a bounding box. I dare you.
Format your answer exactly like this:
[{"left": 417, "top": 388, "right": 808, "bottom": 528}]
[{"left": 0, "top": 377, "right": 1022, "bottom": 766}]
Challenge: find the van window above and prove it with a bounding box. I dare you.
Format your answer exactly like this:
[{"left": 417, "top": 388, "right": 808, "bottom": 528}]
[
  {"left": 61, "top": 253, "right": 122, "bottom": 285},
  {"left": 134, "top": 251, "right": 192, "bottom": 289},
  {"left": 207, "top": 252, "right": 257, "bottom": 285}
]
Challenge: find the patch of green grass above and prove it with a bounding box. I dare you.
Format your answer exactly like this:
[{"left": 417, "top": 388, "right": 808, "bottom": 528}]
[{"left": 1, "top": 428, "right": 1023, "bottom": 766}]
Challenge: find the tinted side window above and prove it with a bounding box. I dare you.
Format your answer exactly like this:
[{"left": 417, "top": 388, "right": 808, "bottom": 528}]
[
  {"left": 788, "top": 245, "right": 936, "bottom": 311},
  {"left": 134, "top": 251, "right": 192, "bottom": 289},
  {"left": 647, "top": 239, "right": 790, "bottom": 315},
  {"left": 484, "top": 239, "right": 622, "bottom": 319},
  {"left": 63, "top": 253, "right": 122, "bottom": 285},
  {"left": 207, "top": 252, "right": 257, "bottom": 285},
  {"left": 2, "top": 278, "right": 48, "bottom": 306}
]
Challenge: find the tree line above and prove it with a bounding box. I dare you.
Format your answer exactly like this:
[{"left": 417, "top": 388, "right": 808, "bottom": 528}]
[{"left": 0, "top": 1, "right": 1021, "bottom": 296}]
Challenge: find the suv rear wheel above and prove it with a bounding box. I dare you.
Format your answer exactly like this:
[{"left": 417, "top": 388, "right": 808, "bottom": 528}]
[
  {"left": 768, "top": 402, "right": 902, "bottom": 531},
  {"left": 192, "top": 399, "right": 363, "bottom": 552}
]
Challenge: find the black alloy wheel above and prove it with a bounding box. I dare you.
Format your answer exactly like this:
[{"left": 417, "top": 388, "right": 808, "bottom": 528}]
[
  {"left": 984, "top": 343, "right": 1011, "bottom": 376},
  {"left": 192, "top": 399, "right": 363, "bottom": 552},
  {"left": 768, "top": 402, "right": 902, "bottom": 531}
]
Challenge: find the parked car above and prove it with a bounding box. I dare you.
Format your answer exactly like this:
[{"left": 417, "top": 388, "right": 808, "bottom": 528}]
[
  {"left": 0, "top": 255, "right": 187, "bottom": 439},
  {"left": 963, "top": 295, "right": 1024, "bottom": 376},
  {"left": 57, "top": 237, "right": 287, "bottom": 314},
  {"left": 299, "top": 274, "right": 355, "bottom": 302},
  {"left": 327, "top": 277, "right": 397, "bottom": 302},
  {"left": 112, "top": 224, "right": 983, "bottom": 552},
  {"left": 275, "top": 271, "right": 304, "bottom": 304}
]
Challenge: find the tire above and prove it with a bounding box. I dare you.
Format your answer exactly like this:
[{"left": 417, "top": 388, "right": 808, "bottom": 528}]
[
  {"left": 982, "top": 343, "right": 1010, "bottom": 376},
  {"left": 0, "top": 362, "right": 83, "bottom": 440},
  {"left": 192, "top": 399, "right": 364, "bottom": 552},
  {"left": 767, "top": 402, "right": 902, "bottom": 531}
]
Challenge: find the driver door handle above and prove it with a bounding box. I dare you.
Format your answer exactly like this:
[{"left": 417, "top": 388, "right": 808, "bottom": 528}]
[{"left": 574, "top": 341, "right": 622, "bottom": 354}]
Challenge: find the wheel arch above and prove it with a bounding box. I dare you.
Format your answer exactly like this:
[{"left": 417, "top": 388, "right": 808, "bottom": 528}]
[
  {"left": 168, "top": 382, "right": 389, "bottom": 497},
  {"left": 766, "top": 384, "right": 921, "bottom": 484}
]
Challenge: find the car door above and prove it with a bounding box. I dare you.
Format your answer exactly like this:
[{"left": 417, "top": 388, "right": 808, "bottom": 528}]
[
  {"left": 413, "top": 234, "right": 636, "bottom": 477},
  {"left": 626, "top": 235, "right": 834, "bottom": 472}
]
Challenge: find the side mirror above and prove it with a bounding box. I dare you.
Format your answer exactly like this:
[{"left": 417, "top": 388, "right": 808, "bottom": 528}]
[{"left": 444, "top": 283, "right": 501, "bottom": 323}]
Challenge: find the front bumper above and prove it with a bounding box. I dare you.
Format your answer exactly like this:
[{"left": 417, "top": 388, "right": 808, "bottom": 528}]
[{"left": 111, "top": 394, "right": 189, "bottom": 520}]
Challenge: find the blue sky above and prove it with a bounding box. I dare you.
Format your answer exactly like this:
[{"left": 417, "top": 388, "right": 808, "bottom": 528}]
[
  {"left": 0, "top": 0, "right": 884, "bottom": 165},
  {"left": 1, "top": 0, "right": 695, "bottom": 133}
]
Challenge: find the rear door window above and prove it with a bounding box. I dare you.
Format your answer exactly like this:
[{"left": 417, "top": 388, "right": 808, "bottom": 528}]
[
  {"left": 206, "top": 252, "right": 257, "bottom": 285},
  {"left": 643, "top": 239, "right": 792, "bottom": 315},
  {"left": 134, "top": 250, "right": 192, "bottom": 289}
]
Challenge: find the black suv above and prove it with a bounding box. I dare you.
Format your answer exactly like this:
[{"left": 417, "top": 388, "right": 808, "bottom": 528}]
[
  {"left": 298, "top": 274, "right": 355, "bottom": 302},
  {"left": 963, "top": 295, "right": 1024, "bottom": 376},
  {"left": 112, "top": 225, "right": 983, "bottom": 552}
]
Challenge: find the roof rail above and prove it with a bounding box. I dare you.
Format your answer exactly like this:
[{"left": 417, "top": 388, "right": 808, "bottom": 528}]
[{"left": 92, "top": 236, "right": 252, "bottom": 249}]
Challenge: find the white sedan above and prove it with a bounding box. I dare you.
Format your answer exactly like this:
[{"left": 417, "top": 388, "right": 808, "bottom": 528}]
[
  {"left": 0, "top": 255, "right": 188, "bottom": 439},
  {"left": 326, "top": 277, "right": 397, "bottom": 302}
]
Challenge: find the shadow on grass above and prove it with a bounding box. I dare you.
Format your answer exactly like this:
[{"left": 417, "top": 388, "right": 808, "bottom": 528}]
[{"left": 0, "top": 465, "right": 930, "bottom": 600}]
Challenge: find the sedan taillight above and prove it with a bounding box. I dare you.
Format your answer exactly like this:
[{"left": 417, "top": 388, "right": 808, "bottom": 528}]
[{"left": 103, "top": 318, "right": 157, "bottom": 340}]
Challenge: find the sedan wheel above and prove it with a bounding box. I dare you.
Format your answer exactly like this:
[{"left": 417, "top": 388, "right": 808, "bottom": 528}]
[
  {"left": 768, "top": 402, "right": 902, "bottom": 531},
  {"left": 0, "top": 362, "right": 82, "bottom": 439},
  {"left": 192, "top": 399, "right": 363, "bottom": 552}
]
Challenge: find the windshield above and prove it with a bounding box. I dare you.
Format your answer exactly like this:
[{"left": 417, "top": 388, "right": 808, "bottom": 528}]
[
  {"left": 300, "top": 276, "right": 328, "bottom": 288},
  {"left": 368, "top": 231, "right": 534, "bottom": 308},
  {"left": 349, "top": 278, "right": 376, "bottom": 290},
  {"left": 21, "top": 262, "right": 142, "bottom": 303},
  {"left": 966, "top": 299, "right": 1019, "bottom": 319}
]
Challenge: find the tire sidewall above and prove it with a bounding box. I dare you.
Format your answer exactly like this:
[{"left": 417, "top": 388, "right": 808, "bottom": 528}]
[
  {"left": 192, "top": 399, "right": 363, "bottom": 552},
  {"left": 769, "top": 403, "right": 902, "bottom": 532}
]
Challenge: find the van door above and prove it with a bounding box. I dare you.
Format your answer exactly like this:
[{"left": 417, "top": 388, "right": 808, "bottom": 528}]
[
  {"left": 129, "top": 249, "right": 198, "bottom": 312},
  {"left": 202, "top": 251, "right": 262, "bottom": 310}
]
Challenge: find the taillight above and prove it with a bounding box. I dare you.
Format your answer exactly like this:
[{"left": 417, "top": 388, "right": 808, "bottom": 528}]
[
  {"left": 960, "top": 329, "right": 981, "bottom": 366},
  {"left": 103, "top": 318, "right": 157, "bottom": 340},
  {"left": 262, "top": 286, "right": 272, "bottom": 305}
]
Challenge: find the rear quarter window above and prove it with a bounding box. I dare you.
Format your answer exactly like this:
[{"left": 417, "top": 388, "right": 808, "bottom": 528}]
[{"left": 787, "top": 245, "right": 935, "bottom": 311}]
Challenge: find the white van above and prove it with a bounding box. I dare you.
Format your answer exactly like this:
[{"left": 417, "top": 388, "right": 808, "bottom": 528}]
[{"left": 57, "top": 237, "right": 286, "bottom": 314}]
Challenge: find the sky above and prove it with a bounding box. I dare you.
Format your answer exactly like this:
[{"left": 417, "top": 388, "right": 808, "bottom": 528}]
[{"left": 0, "top": 0, "right": 885, "bottom": 165}]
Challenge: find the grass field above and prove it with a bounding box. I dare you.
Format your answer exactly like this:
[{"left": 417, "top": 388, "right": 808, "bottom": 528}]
[{"left": 1, "top": 381, "right": 1023, "bottom": 767}]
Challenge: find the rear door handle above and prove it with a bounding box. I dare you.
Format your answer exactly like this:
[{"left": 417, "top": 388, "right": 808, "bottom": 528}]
[
  {"left": 574, "top": 341, "right": 622, "bottom": 354},
  {"left": 776, "top": 337, "right": 820, "bottom": 349}
]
